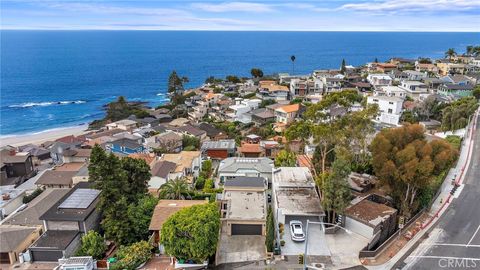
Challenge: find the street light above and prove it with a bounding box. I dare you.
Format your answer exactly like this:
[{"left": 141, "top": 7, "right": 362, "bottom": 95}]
[{"left": 303, "top": 220, "right": 364, "bottom": 270}]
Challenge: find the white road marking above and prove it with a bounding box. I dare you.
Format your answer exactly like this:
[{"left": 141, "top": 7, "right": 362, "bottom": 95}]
[
  {"left": 408, "top": 255, "right": 480, "bottom": 261},
  {"left": 419, "top": 243, "right": 480, "bottom": 248},
  {"left": 467, "top": 225, "right": 480, "bottom": 246}
]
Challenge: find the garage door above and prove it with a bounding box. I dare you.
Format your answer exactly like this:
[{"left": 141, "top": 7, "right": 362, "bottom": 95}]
[
  {"left": 0, "top": 253, "right": 10, "bottom": 264},
  {"left": 31, "top": 250, "right": 63, "bottom": 262},
  {"left": 231, "top": 224, "right": 262, "bottom": 235}
]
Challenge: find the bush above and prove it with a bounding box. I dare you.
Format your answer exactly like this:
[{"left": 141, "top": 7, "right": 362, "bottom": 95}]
[
  {"left": 446, "top": 135, "right": 462, "bottom": 150},
  {"left": 195, "top": 176, "right": 205, "bottom": 190},
  {"left": 23, "top": 188, "right": 44, "bottom": 204},
  {"left": 110, "top": 241, "right": 152, "bottom": 270},
  {"left": 76, "top": 231, "right": 107, "bottom": 259},
  {"left": 203, "top": 179, "right": 215, "bottom": 193},
  {"left": 266, "top": 207, "right": 275, "bottom": 252}
]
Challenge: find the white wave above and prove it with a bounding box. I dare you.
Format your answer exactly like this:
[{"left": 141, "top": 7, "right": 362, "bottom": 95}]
[
  {"left": 8, "top": 100, "right": 86, "bottom": 108},
  {"left": 157, "top": 93, "right": 166, "bottom": 96}
]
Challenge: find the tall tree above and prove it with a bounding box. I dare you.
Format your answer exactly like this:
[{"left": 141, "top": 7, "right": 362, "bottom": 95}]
[
  {"left": 121, "top": 157, "right": 151, "bottom": 202},
  {"left": 250, "top": 68, "right": 264, "bottom": 78},
  {"left": 168, "top": 70, "right": 188, "bottom": 94},
  {"left": 321, "top": 158, "right": 351, "bottom": 224},
  {"left": 158, "top": 177, "right": 190, "bottom": 199},
  {"left": 340, "top": 59, "right": 346, "bottom": 74},
  {"left": 445, "top": 48, "right": 456, "bottom": 60},
  {"left": 265, "top": 207, "right": 275, "bottom": 252},
  {"left": 370, "top": 124, "right": 458, "bottom": 217},
  {"left": 161, "top": 203, "right": 220, "bottom": 262}
]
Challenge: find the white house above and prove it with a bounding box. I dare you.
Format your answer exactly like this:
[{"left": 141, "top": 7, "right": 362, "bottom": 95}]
[
  {"left": 404, "top": 70, "right": 428, "bottom": 81},
  {"left": 376, "top": 86, "right": 407, "bottom": 98},
  {"left": 218, "top": 157, "right": 274, "bottom": 185},
  {"left": 399, "top": 81, "right": 429, "bottom": 99},
  {"left": 367, "top": 96, "right": 403, "bottom": 126},
  {"left": 227, "top": 99, "right": 262, "bottom": 124},
  {"left": 367, "top": 74, "right": 393, "bottom": 89},
  {"left": 105, "top": 119, "right": 137, "bottom": 131}
]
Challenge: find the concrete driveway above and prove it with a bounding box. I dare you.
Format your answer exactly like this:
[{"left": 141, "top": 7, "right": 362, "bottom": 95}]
[
  {"left": 216, "top": 223, "right": 266, "bottom": 265},
  {"left": 281, "top": 219, "right": 331, "bottom": 257}
]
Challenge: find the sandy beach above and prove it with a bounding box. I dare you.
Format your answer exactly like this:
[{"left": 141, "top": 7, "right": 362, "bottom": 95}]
[{"left": 0, "top": 124, "right": 89, "bottom": 147}]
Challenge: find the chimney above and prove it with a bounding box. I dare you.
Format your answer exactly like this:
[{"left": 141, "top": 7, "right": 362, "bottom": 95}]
[
  {"left": 2, "top": 193, "right": 11, "bottom": 201},
  {"left": 9, "top": 149, "right": 16, "bottom": 156}
]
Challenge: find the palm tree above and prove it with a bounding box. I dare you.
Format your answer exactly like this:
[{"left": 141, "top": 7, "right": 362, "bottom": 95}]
[
  {"left": 445, "top": 48, "right": 456, "bottom": 60},
  {"left": 290, "top": 55, "right": 296, "bottom": 74},
  {"left": 466, "top": 46, "right": 473, "bottom": 56},
  {"left": 158, "top": 177, "right": 190, "bottom": 199}
]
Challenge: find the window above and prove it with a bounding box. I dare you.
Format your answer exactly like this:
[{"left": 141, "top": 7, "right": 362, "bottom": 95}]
[{"left": 388, "top": 109, "right": 393, "bottom": 113}]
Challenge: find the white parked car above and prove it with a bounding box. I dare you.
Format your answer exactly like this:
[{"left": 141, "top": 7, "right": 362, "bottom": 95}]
[{"left": 289, "top": 220, "right": 305, "bottom": 242}]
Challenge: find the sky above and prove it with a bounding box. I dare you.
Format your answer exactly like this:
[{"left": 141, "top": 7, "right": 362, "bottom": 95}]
[{"left": 1, "top": 0, "right": 479, "bottom": 31}]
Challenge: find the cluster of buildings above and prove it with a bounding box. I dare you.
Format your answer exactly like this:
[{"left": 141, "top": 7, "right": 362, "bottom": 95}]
[{"left": 1, "top": 52, "right": 479, "bottom": 269}]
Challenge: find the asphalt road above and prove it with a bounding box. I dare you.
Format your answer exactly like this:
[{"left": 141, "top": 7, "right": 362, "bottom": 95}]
[{"left": 403, "top": 114, "right": 480, "bottom": 270}]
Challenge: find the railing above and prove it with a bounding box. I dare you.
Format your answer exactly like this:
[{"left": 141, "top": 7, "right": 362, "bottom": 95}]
[{"left": 359, "top": 208, "right": 425, "bottom": 258}]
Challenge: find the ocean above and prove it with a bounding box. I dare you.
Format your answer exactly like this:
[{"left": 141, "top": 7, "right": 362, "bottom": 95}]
[{"left": 1, "top": 31, "right": 479, "bottom": 136}]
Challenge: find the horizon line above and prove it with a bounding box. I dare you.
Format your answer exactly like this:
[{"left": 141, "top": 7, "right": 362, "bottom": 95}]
[{"left": 1, "top": 29, "right": 479, "bottom": 33}]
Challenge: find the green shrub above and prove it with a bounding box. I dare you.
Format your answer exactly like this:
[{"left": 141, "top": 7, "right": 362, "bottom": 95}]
[{"left": 23, "top": 188, "right": 43, "bottom": 204}]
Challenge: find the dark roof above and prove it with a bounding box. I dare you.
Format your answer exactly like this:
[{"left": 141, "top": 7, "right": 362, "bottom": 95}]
[
  {"left": 0, "top": 150, "right": 30, "bottom": 164},
  {"left": 30, "top": 230, "right": 80, "bottom": 250},
  {"left": 40, "top": 182, "right": 99, "bottom": 222},
  {"left": 151, "top": 161, "right": 177, "bottom": 178},
  {"left": 201, "top": 140, "right": 236, "bottom": 151},
  {"left": 225, "top": 176, "right": 266, "bottom": 188},
  {"left": 196, "top": 123, "right": 224, "bottom": 138},
  {"left": 35, "top": 171, "right": 76, "bottom": 186},
  {"left": 442, "top": 84, "right": 474, "bottom": 90},
  {"left": 175, "top": 125, "right": 206, "bottom": 137},
  {"left": 110, "top": 138, "right": 142, "bottom": 149},
  {"left": 2, "top": 189, "right": 70, "bottom": 226},
  {"left": 18, "top": 144, "right": 50, "bottom": 157}
]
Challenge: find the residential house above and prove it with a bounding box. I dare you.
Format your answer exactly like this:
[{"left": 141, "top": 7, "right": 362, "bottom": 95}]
[
  {"left": 275, "top": 104, "right": 301, "bottom": 124},
  {"left": 367, "top": 96, "right": 403, "bottom": 126},
  {"left": 171, "top": 124, "right": 207, "bottom": 141},
  {"left": 0, "top": 188, "right": 26, "bottom": 219},
  {"left": 29, "top": 182, "right": 101, "bottom": 262},
  {"left": 0, "top": 148, "right": 35, "bottom": 186},
  {"left": 404, "top": 70, "right": 428, "bottom": 81},
  {"left": 375, "top": 63, "right": 397, "bottom": 73},
  {"left": 188, "top": 99, "right": 209, "bottom": 121},
  {"left": 49, "top": 142, "right": 79, "bottom": 164},
  {"left": 438, "top": 84, "right": 474, "bottom": 98},
  {"left": 218, "top": 157, "right": 274, "bottom": 185},
  {"left": 201, "top": 140, "right": 236, "bottom": 160},
  {"left": 248, "top": 108, "right": 276, "bottom": 126},
  {"left": 148, "top": 160, "right": 177, "bottom": 191},
  {"left": 0, "top": 225, "right": 42, "bottom": 264},
  {"left": 272, "top": 167, "right": 324, "bottom": 256},
  {"left": 55, "top": 135, "right": 85, "bottom": 147},
  {"left": 437, "top": 62, "right": 466, "bottom": 76},
  {"left": 345, "top": 194, "right": 397, "bottom": 250},
  {"left": 258, "top": 81, "right": 290, "bottom": 101},
  {"left": 62, "top": 149, "right": 91, "bottom": 164},
  {"left": 260, "top": 140, "right": 281, "bottom": 158},
  {"left": 415, "top": 63, "right": 438, "bottom": 73},
  {"left": 160, "top": 151, "right": 202, "bottom": 183},
  {"left": 376, "top": 86, "right": 406, "bottom": 98},
  {"left": 196, "top": 123, "right": 228, "bottom": 140},
  {"left": 106, "top": 137, "right": 145, "bottom": 156},
  {"left": 238, "top": 143, "right": 263, "bottom": 158},
  {"left": 348, "top": 172, "right": 376, "bottom": 193},
  {"left": 18, "top": 144, "right": 51, "bottom": 164},
  {"left": 399, "top": 81, "right": 429, "bottom": 99},
  {"left": 216, "top": 176, "right": 267, "bottom": 265},
  {"left": 149, "top": 200, "right": 208, "bottom": 247},
  {"left": 389, "top": 58, "right": 415, "bottom": 68},
  {"left": 440, "top": 74, "right": 476, "bottom": 86},
  {"left": 105, "top": 119, "right": 137, "bottom": 131},
  {"left": 145, "top": 131, "right": 183, "bottom": 153},
  {"left": 322, "top": 77, "right": 343, "bottom": 93},
  {"left": 58, "top": 257, "right": 95, "bottom": 270},
  {"left": 366, "top": 74, "right": 393, "bottom": 89},
  {"left": 35, "top": 170, "right": 77, "bottom": 189},
  {"left": 227, "top": 98, "right": 261, "bottom": 124},
  {"left": 245, "top": 134, "right": 261, "bottom": 144}
]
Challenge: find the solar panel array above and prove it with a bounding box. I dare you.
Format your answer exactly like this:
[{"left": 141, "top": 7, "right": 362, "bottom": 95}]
[{"left": 59, "top": 188, "right": 100, "bottom": 209}]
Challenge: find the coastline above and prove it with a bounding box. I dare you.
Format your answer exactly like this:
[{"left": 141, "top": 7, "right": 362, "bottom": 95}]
[{"left": 0, "top": 124, "right": 89, "bottom": 147}]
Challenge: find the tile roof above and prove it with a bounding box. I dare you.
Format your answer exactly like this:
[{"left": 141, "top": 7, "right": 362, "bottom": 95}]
[
  {"left": 161, "top": 151, "right": 201, "bottom": 173},
  {"left": 276, "top": 103, "right": 300, "bottom": 113},
  {"left": 151, "top": 160, "right": 177, "bottom": 178},
  {"left": 148, "top": 200, "right": 208, "bottom": 231},
  {"left": 239, "top": 143, "right": 262, "bottom": 153},
  {"left": 128, "top": 153, "right": 157, "bottom": 167}
]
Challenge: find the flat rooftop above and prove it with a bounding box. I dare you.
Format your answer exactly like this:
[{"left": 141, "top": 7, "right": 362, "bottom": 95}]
[
  {"left": 273, "top": 167, "right": 314, "bottom": 188},
  {"left": 0, "top": 188, "right": 25, "bottom": 208},
  {"left": 224, "top": 190, "right": 266, "bottom": 220},
  {"left": 275, "top": 187, "right": 323, "bottom": 216}
]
